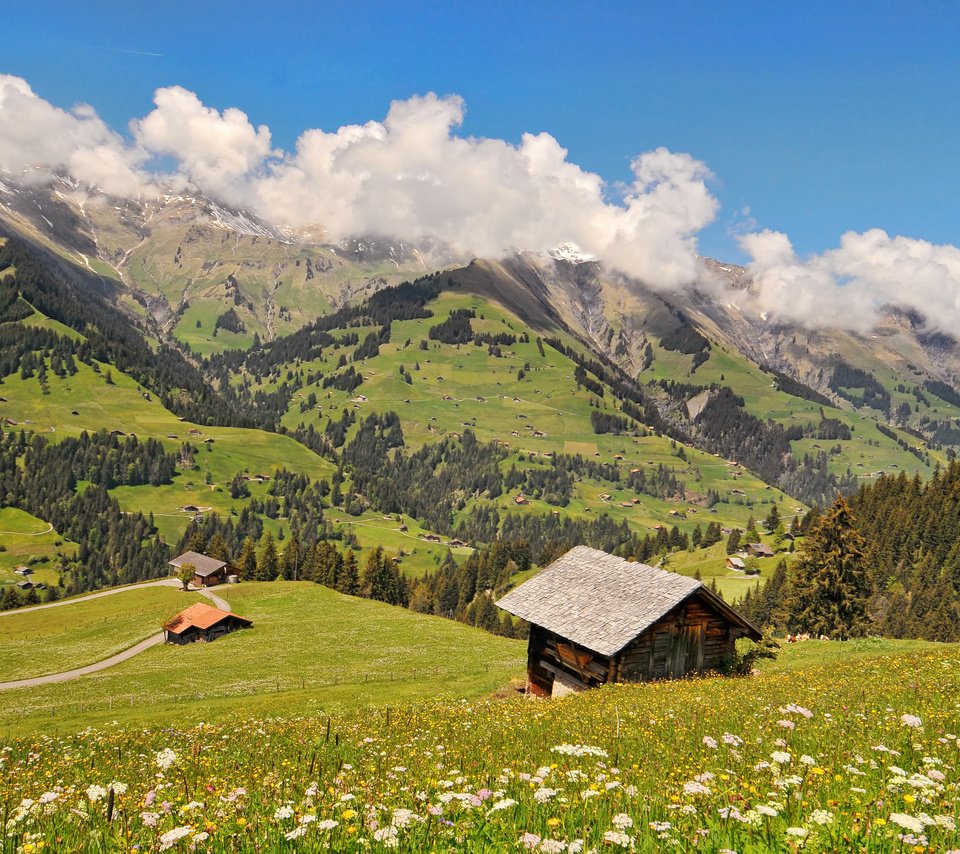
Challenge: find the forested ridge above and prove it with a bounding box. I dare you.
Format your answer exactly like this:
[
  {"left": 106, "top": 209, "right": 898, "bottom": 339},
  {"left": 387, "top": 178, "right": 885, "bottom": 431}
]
[
  {"left": 741, "top": 462, "right": 960, "bottom": 641},
  {"left": 4, "top": 234, "right": 960, "bottom": 644}
]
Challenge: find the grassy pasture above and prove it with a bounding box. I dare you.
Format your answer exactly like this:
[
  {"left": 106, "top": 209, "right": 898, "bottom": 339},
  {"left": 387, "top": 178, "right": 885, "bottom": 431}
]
[
  {"left": 273, "top": 293, "right": 802, "bottom": 545},
  {"left": 0, "top": 507, "right": 74, "bottom": 587},
  {"left": 0, "top": 581, "right": 526, "bottom": 735},
  {"left": 0, "top": 584, "right": 185, "bottom": 680},
  {"left": 1, "top": 636, "right": 957, "bottom": 851},
  {"left": 0, "top": 349, "right": 334, "bottom": 542}
]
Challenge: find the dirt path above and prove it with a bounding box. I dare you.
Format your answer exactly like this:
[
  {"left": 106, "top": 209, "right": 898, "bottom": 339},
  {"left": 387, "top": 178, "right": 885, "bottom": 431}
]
[
  {"left": 0, "top": 523, "right": 54, "bottom": 536},
  {"left": 0, "top": 581, "right": 232, "bottom": 690}
]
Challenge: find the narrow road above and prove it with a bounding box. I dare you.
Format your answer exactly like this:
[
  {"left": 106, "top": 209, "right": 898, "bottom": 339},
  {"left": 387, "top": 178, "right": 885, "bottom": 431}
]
[
  {"left": 0, "top": 581, "right": 232, "bottom": 690},
  {"left": 0, "top": 578, "right": 230, "bottom": 617},
  {"left": 0, "top": 522, "right": 54, "bottom": 536}
]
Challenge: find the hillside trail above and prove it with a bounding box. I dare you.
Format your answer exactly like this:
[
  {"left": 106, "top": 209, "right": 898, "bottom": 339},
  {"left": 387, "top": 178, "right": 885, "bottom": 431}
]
[{"left": 0, "top": 580, "right": 232, "bottom": 690}]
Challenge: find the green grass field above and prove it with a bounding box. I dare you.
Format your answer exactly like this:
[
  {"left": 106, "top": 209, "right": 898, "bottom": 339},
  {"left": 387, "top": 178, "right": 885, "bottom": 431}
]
[
  {"left": 0, "top": 581, "right": 526, "bottom": 736},
  {"left": 263, "top": 292, "right": 803, "bottom": 543},
  {"left": 0, "top": 507, "right": 74, "bottom": 587},
  {"left": 1, "top": 629, "right": 956, "bottom": 851},
  {"left": 0, "top": 584, "right": 185, "bottom": 680},
  {"left": 0, "top": 342, "right": 335, "bottom": 543}
]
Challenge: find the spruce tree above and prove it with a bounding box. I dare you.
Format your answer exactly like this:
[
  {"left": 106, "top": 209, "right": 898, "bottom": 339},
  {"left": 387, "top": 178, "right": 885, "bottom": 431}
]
[
  {"left": 783, "top": 496, "right": 870, "bottom": 639},
  {"left": 726, "top": 529, "right": 742, "bottom": 555},
  {"left": 237, "top": 537, "right": 258, "bottom": 580},
  {"left": 257, "top": 532, "right": 279, "bottom": 581},
  {"left": 338, "top": 550, "right": 360, "bottom": 595}
]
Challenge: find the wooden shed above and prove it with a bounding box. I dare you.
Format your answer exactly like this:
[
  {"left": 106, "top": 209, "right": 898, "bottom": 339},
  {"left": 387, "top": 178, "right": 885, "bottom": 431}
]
[
  {"left": 163, "top": 602, "right": 252, "bottom": 645},
  {"left": 169, "top": 551, "right": 228, "bottom": 587},
  {"left": 496, "top": 546, "right": 762, "bottom": 697}
]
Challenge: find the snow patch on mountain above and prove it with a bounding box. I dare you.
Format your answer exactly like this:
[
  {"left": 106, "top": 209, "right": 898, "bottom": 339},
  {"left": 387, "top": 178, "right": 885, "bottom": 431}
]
[{"left": 547, "top": 243, "right": 596, "bottom": 264}]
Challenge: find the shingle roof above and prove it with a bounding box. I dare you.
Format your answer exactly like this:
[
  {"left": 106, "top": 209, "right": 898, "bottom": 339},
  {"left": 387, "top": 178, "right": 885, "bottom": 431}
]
[
  {"left": 496, "top": 546, "right": 756, "bottom": 656},
  {"left": 169, "top": 551, "right": 227, "bottom": 577},
  {"left": 162, "top": 602, "right": 251, "bottom": 634}
]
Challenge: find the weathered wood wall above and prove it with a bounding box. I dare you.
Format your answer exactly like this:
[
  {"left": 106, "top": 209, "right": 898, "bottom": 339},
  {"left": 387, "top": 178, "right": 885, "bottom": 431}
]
[
  {"left": 524, "top": 590, "right": 748, "bottom": 695},
  {"left": 615, "top": 593, "right": 735, "bottom": 682}
]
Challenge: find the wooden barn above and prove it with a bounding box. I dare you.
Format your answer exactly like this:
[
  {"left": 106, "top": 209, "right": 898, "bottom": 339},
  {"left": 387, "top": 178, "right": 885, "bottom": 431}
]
[
  {"left": 163, "top": 602, "right": 252, "bottom": 645},
  {"left": 169, "top": 551, "right": 228, "bottom": 587},
  {"left": 496, "top": 546, "right": 762, "bottom": 697}
]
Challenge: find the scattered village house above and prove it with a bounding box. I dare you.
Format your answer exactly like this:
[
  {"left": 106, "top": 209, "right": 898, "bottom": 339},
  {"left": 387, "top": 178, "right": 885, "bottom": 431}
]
[
  {"left": 726, "top": 556, "right": 746, "bottom": 571},
  {"left": 496, "top": 546, "right": 762, "bottom": 697},
  {"left": 163, "top": 602, "right": 252, "bottom": 645},
  {"left": 746, "top": 543, "right": 775, "bottom": 558},
  {"left": 169, "top": 550, "right": 229, "bottom": 587}
]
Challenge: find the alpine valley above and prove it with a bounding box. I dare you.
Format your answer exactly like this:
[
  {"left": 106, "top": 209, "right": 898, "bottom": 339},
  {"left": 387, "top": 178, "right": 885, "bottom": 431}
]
[{"left": 2, "top": 177, "right": 959, "bottom": 632}]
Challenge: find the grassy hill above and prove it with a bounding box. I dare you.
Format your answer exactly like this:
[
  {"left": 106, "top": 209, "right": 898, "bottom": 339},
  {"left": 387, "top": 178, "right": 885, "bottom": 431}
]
[
  {"left": 0, "top": 507, "right": 75, "bottom": 588},
  {"left": 0, "top": 629, "right": 955, "bottom": 851},
  {"left": 0, "top": 581, "right": 526, "bottom": 735},
  {"left": 0, "top": 584, "right": 184, "bottom": 679}
]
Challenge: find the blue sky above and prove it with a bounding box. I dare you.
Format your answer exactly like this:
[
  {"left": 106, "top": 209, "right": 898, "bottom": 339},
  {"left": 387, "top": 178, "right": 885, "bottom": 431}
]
[{"left": 5, "top": 1, "right": 959, "bottom": 261}]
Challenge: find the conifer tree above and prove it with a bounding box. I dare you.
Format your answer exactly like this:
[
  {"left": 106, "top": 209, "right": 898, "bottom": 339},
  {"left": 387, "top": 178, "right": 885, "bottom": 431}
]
[
  {"left": 726, "top": 528, "right": 742, "bottom": 555},
  {"left": 237, "top": 537, "right": 258, "bottom": 580},
  {"left": 257, "top": 531, "right": 279, "bottom": 581},
  {"left": 337, "top": 549, "right": 360, "bottom": 595},
  {"left": 206, "top": 532, "right": 231, "bottom": 563},
  {"left": 783, "top": 496, "right": 870, "bottom": 639}
]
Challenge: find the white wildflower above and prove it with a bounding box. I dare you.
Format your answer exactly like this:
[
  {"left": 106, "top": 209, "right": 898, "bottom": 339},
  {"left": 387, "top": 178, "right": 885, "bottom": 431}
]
[
  {"left": 86, "top": 785, "right": 108, "bottom": 802},
  {"left": 786, "top": 827, "right": 808, "bottom": 838},
  {"left": 534, "top": 787, "right": 560, "bottom": 803},
  {"left": 487, "top": 798, "right": 517, "bottom": 814},
  {"left": 771, "top": 751, "right": 792, "bottom": 764},
  {"left": 612, "top": 813, "right": 633, "bottom": 830},
  {"left": 158, "top": 826, "right": 194, "bottom": 851},
  {"left": 901, "top": 714, "right": 923, "bottom": 729},
  {"left": 889, "top": 813, "right": 926, "bottom": 834},
  {"left": 702, "top": 736, "right": 718, "bottom": 749},
  {"left": 391, "top": 808, "right": 415, "bottom": 827},
  {"left": 273, "top": 805, "right": 294, "bottom": 821},
  {"left": 551, "top": 744, "right": 608, "bottom": 758},
  {"left": 373, "top": 825, "right": 399, "bottom": 847},
  {"left": 602, "top": 829, "right": 634, "bottom": 848},
  {"left": 780, "top": 704, "right": 813, "bottom": 718},
  {"left": 810, "top": 809, "right": 834, "bottom": 825},
  {"left": 155, "top": 748, "right": 177, "bottom": 771},
  {"left": 683, "top": 781, "right": 711, "bottom": 795}
]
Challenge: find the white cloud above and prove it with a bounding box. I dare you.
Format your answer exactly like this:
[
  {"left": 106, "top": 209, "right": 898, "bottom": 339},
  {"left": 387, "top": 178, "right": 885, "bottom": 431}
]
[
  {"left": 131, "top": 86, "right": 274, "bottom": 207},
  {"left": 738, "top": 228, "right": 960, "bottom": 333},
  {"left": 3, "top": 73, "right": 959, "bottom": 332},
  {"left": 0, "top": 75, "right": 143, "bottom": 195}
]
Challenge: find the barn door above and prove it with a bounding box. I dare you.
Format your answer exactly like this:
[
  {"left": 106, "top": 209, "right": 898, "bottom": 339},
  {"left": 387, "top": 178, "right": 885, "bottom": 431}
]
[{"left": 668, "top": 623, "right": 705, "bottom": 678}]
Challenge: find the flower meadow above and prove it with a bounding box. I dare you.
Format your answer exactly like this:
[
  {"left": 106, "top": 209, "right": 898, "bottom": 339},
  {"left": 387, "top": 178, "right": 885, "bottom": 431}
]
[{"left": 2, "top": 648, "right": 959, "bottom": 852}]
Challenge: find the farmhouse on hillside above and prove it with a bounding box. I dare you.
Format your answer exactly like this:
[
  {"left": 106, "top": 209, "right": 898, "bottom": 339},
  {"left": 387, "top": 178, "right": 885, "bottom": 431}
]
[
  {"left": 726, "top": 556, "right": 746, "bottom": 571},
  {"left": 746, "top": 543, "right": 775, "bottom": 558},
  {"left": 169, "top": 551, "right": 228, "bottom": 587},
  {"left": 496, "top": 546, "right": 762, "bottom": 697},
  {"left": 163, "top": 602, "right": 252, "bottom": 645}
]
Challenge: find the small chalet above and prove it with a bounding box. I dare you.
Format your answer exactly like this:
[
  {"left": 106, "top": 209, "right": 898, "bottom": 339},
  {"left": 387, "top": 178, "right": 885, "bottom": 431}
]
[
  {"left": 169, "top": 551, "right": 228, "bottom": 587},
  {"left": 163, "top": 602, "right": 252, "bottom": 645},
  {"left": 726, "top": 556, "right": 746, "bottom": 571},
  {"left": 746, "top": 543, "right": 775, "bottom": 558},
  {"left": 496, "top": 546, "right": 761, "bottom": 697}
]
